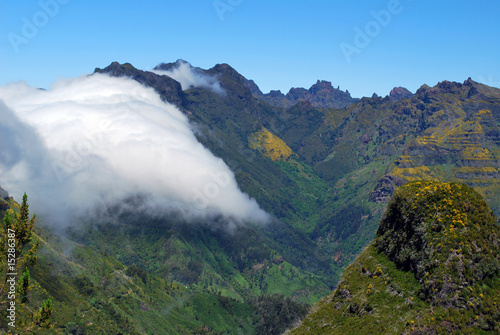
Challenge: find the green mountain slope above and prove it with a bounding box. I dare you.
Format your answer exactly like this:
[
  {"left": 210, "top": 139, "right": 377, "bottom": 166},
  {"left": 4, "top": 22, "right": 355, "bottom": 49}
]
[
  {"left": 288, "top": 181, "right": 500, "bottom": 334},
  {"left": 0, "top": 197, "right": 311, "bottom": 334},
  {"left": 93, "top": 61, "right": 345, "bottom": 289},
  {"left": 67, "top": 211, "right": 330, "bottom": 304},
  {"left": 92, "top": 60, "right": 500, "bottom": 305},
  {"left": 4, "top": 59, "right": 500, "bottom": 333},
  {"left": 279, "top": 78, "right": 500, "bottom": 265}
]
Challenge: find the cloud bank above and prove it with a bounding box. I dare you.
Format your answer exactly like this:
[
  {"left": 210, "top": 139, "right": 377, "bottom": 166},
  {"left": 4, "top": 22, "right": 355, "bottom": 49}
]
[
  {"left": 0, "top": 74, "right": 268, "bottom": 227},
  {"left": 154, "top": 60, "right": 225, "bottom": 95}
]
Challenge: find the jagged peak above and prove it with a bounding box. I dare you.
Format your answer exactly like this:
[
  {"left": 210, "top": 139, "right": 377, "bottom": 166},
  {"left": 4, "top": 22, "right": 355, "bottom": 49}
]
[
  {"left": 309, "top": 80, "right": 334, "bottom": 91},
  {"left": 208, "top": 63, "right": 248, "bottom": 84},
  {"left": 411, "top": 79, "right": 484, "bottom": 100},
  {"left": 211, "top": 63, "right": 237, "bottom": 73},
  {"left": 93, "top": 61, "right": 185, "bottom": 106},
  {"left": 435, "top": 79, "right": 464, "bottom": 91},
  {"left": 268, "top": 90, "right": 284, "bottom": 97},
  {"left": 389, "top": 86, "right": 413, "bottom": 101},
  {"left": 464, "top": 77, "right": 476, "bottom": 86},
  {"left": 154, "top": 59, "right": 192, "bottom": 72},
  {"left": 94, "top": 61, "right": 139, "bottom": 74},
  {"left": 416, "top": 83, "right": 430, "bottom": 93},
  {"left": 243, "top": 78, "right": 263, "bottom": 96}
]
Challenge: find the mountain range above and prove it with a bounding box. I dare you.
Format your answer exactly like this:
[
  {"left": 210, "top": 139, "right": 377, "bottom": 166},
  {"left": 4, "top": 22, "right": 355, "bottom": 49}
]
[{"left": 1, "top": 59, "right": 500, "bottom": 334}]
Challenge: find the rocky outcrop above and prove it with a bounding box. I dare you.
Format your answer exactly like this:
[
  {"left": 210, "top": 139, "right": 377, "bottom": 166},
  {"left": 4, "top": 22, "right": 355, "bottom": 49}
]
[
  {"left": 0, "top": 186, "right": 8, "bottom": 200},
  {"left": 245, "top": 79, "right": 359, "bottom": 109},
  {"left": 389, "top": 86, "right": 413, "bottom": 101},
  {"left": 375, "top": 182, "right": 500, "bottom": 307},
  {"left": 368, "top": 174, "right": 406, "bottom": 203},
  {"left": 94, "top": 62, "right": 186, "bottom": 108},
  {"left": 0, "top": 186, "right": 9, "bottom": 212}
]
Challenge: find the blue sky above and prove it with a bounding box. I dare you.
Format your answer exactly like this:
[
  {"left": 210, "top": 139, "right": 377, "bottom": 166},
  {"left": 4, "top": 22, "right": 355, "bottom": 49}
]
[{"left": 1, "top": 0, "right": 499, "bottom": 98}]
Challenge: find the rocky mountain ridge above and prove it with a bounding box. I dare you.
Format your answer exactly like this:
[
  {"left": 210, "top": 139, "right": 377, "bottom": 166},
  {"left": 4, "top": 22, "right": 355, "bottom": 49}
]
[
  {"left": 94, "top": 60, "right": 500, "bottom": 266},
  {"left": 244, "top": 78, "right": 359, "bottom": 109}
]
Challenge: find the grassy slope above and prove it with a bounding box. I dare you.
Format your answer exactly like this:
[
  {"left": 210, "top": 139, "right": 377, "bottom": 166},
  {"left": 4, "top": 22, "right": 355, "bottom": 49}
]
[
  {"left": 1, "top": 222, "right": 263, "bottom": 334},
  {"left": 287, "top": 81, "right": 500, "bottom": 272},
  {"left": 0, "top": 200, "right": 278, "bottom": 335},
  {"left": 288, "top": 182, "right": 500, "bottom": 334},
  {"left": 68, "top": 218, "right": 330, "bottom": 305}
]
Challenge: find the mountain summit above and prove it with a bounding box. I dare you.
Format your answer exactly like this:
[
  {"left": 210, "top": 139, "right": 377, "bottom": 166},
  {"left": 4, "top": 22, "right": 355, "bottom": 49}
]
[
  {"left": 389, "top": 86, "right": 413, "bottom": 101},
  {"left": 245, "top": 79, "right": 359, "bottom": 109}
]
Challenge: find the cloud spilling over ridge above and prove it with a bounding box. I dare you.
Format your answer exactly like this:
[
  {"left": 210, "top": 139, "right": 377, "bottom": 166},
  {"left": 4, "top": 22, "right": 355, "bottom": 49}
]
[
  {"left": 0, "top": 74, "right": 268, "bottom": 226},
  {"left": 153, "top": 60, "right": 225, "bottom": 95}
]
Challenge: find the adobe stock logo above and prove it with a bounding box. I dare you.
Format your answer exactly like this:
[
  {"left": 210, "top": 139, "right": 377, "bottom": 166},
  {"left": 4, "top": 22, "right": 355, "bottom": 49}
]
[
  {"left": 8, "top": 0, "right": 70, "bottom": 54},
  {"left": 340, "top": 0, "right": 409, "bottom": 64},
  {"left": 213, "top": 0, "right": 243, "bottom": 21}
]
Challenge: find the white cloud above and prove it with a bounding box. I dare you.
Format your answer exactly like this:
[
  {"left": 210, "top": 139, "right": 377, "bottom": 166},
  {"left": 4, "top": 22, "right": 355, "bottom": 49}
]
[
  {"left": 0, "top": 74, "right": 268, "bottom": 226},
  {"left": 153, "top": 60, "right": 225, "bottom": 95}
]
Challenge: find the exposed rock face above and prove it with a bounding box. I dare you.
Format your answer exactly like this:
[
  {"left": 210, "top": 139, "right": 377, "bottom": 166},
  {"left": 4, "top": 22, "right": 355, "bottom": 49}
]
[
  {"left": 368, "top": 175, "right": 406, "bottom": 203},
  {"left": 244, "top": 78, "right": 263, "bottom": 96},
  {"left": 304, "top": 80, "right": 357, "bottom": 109},
  {"left": 245, "top": 79, "right": 359, "bottom": 109},
  {"left": 0, "top": 186, "right": 9, "bottom": 200},
  {"left": 287, "top": 87, "right": 309, "bottom": 101},
  {"left": 94, "top": 62, "right": 186, "bottom": 107},
  {"left": 389, "top": 86, "right": 413, "bottom": 101},
  {"left": 0, "top": 186, "right": 9, "bottom": 212}
]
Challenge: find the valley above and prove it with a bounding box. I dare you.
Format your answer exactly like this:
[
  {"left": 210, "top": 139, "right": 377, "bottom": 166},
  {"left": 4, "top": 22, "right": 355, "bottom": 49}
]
[{"left": 1, "top": 60, "right": 500, "bottom": 334}]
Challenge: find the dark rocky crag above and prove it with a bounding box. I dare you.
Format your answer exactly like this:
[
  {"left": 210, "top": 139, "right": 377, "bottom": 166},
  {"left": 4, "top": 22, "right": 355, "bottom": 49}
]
[
  {"left": 389, "top": 86, "right": 413, "bottom": 101},
  {"left": 94, "top": 62, "right": 186, "bottom": 107},
  {"left": 245, "top": 79, "right": 359, "bottom": 109}
]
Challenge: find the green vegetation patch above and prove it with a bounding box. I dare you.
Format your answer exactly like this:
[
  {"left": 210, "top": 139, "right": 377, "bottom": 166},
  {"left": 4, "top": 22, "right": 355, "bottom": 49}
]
[{"left": 289, "top": 182, "right": 500, "bottom": 334}]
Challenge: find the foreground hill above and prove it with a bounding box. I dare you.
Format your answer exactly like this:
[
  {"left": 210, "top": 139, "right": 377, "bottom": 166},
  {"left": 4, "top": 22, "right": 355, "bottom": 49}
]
[{"left": 288, "top": 181, "right": 500, "bottom": 334}]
